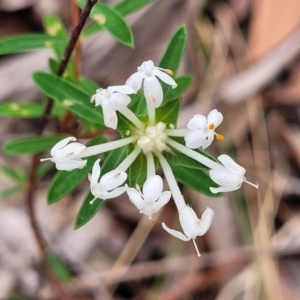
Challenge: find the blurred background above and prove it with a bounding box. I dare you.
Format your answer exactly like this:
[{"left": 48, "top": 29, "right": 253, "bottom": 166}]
[{"left": 1, "top": 0, "right": 300, "bottom": 299}]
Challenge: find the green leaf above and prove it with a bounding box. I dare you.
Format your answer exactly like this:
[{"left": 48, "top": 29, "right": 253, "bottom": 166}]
[
  {"left": 3, "top": 135, "right": 68, "bottom": 155},
  {"left": 0, "top": 34, "right": 67, "bottom": 55},
  {"left": 0, "top": 186, "right": 23, "bottom": 200},
  {"left": 43, "top": 15, "right": 68, "bottom": 38},
  {"left": 128, "top": 93, "right": 147, "bottom": 116},
  {"left": 78, "top": 77, "right": 99, "bottom": 95},
  {"left": 0, "top": 103, "right": 44, "bottom": 118},
  {"left": 117, "top": 112, "right": 137, "bottom": 138},
  {"left": 90, "top": 3, "right": 134, "bottom": 47},
  {"left": 127, "top": 150, "right": 147, "bottom": 187},
  {"left": 0, "top": 164, "right": 26, "bottom": 183},
  {"left": 32, "top": 72, "right": 104, "bottom": 126},
  {"left": 159, "top": 25, "right": 187, "bottom": 75},
  {"left": 36, "top": 161, "right": 53, "bottom": 179},
  {"left": 165, "top": 75, "right": 193, "bottom": 100},
  {"left": 47, "top": 136, "right": 106, "bottom": 204},
  {"left": 156, "top": 97, "right": 180, "bottom": 126},
  {"left": 74, "top": 145, "right": 129, "bottom": 229},
  {"left": 46, "top": 251, "right": 72, "bottom": 283},
  {"left": 83, "top": 0, "right": 151, "bottom": 37}
]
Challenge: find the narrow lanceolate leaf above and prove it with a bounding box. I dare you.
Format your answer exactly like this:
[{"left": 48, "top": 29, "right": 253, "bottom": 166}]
[
  {"left": 3, "top": 135, "right": 68, "bottom": 155},
  {"left": 156, "top": 96, "right": 180, "bottom": 126},
  {"left": 43, "top": 15, "right": 68, "bottom": 38},
  {"left": 74, "top": 145, "right": 129, "bottom": 229},
  {"left": 78, "top": 77, "right": 99, "bottom": 95},
  {"left": 165, "top": 75, "right": 194, "bottom": 100},
  {"left": 0, "top": 186, "right": 23, "bottom": 200},
  {"left": 32, "top": 72, "right": 104, "bottom": 126},
  {"left": 0, "top": 103, "right": 44, "bottom": 118},
  {"left": 90, "top": 3, "right": 134, "bottom": 47},
  {"left": 0, "top": 34, "right": 67, "bottom": 55},
  {"left": 0, "top": 165, "right": 26, "bottom": 183},
  {"left": 46, "top": 251, "right": 72, "bottom": 283},
  {"left": 159, "top": 24, "right": 187, "bottom": 75},
  {"left": 117, "top": 112, "right": 138, "bottom": 138},
  {"left": 127, "top": 150, "right": 147, "bottom": 187},
  {"left": 47, "top": 136, "right": 106, "bottom": 204},
  {"left": 82, "top": 0, "right": 151, "bottom": 37}
]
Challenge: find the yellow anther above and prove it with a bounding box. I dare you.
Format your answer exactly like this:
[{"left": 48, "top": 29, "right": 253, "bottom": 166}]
[
  {"left": 90, "top": 94, "right": 96, "bottom": 103},
  {"left": 151, "top": 94, "right": 156, "bottom": 103},
  {"left": 165, "top": 69, "right": 174, "bottom": 76},
  {"left": 216, "top": 134, "right": 224, "bottom": 141},
  {"left": 209, "top": 123, "right": 215, "bottom": 130}
]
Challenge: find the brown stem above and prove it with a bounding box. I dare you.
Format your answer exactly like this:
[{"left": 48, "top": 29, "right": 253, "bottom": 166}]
[{"left": 25, "top": 0, "right": 98, "bottom": 298}]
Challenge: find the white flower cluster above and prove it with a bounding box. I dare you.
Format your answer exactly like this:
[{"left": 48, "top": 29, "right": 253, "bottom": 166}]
[{"left": 41, "top": 60, "right": 258, "bottom": 256}]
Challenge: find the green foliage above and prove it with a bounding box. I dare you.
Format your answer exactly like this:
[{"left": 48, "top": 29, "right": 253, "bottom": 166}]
[
  {"left": 83, "top": 0, "right": 151, "bottom": 37},
  {"left": 32, "top": 72, "right": 104, "bottom": 126},
  {"left": 3, "top": 135, "right": 68, "bottom": 155},
  {"left": 0, "top": 164, "right": 26, "bottom": 183},
  {"left": 47, "top": 136, "right": 106, "bottom": 204},
  {"left": 89, "top": 3, "right": 134, "bottom": 47},
  {"left": 0, "top": 34, "right": 67, "bottom": 55},
  {"left": 46, "top": 251, "right": 72, "bottom": 283},
  {"left": 127, "top": 150, "right": 147, "bottom": 187},
  {"left": 165, "top": 75, "right": 193, "bottom": 100},
  {"left": 159, "top": 25, "right": 187, "bottom": 75},
  {"left": 156, "top": 97, "right": 181, "bottom": 126},
  {"left": 74, "top": 145, "right": 129, "bottom": 229}
]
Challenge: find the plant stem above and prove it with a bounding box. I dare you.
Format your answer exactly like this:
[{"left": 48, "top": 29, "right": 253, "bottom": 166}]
[{"left": 25, "top": 1, "right": 97, "bottom": 298}]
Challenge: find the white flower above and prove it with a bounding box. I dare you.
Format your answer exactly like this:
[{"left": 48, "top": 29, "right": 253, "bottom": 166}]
[
  {"left": 92, "top": 85, "right": 136, "bottom": 129},
  {"left": 209, "top": 154, "right": 258, "bottom": 193},
  {"left": 90, "top": 159, "right": 127, "bottom": 203},
  {"left": 184, "top": 109, "right": 224, "bottom": 149},
  {"left": 127, "top": 175, "right": 171, "bottom": 219},
  {"left": 162, "top": 205, "right": 214, "bottom": 257},
  {"left": 40, "top": 137, "right": 87, "bottom": 171},
  {"left": 125, "top": 60, "right": 177, "bottom": 108}
]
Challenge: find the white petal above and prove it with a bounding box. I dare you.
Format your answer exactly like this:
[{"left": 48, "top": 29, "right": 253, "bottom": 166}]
[
  {"left": 108, "top": 85, "right": 136, "bottom": 95},
  {"left": 178, "top": 206, "right": 198, "bottom": 238},
  {"left": 95, "top": 89, "right": 109, "bottom": 106},
  {"left": 56, "top": 159, "right": 87, "bottom": 171},
  {"left": 125, "top": 72, "right": 144, "bottom": 91},
  {"left": 101, "top": 100, "right": 118, "bottom": 129},
  {"left": 127, "top": 188, "right": 145, "bottom": 210},
  {"left": 52, "top": 142, "right": 86, "bottom": 159},
  {"left": 143, "top": 175, "right": 163, "bottom": 201},
  {"left": 217, "top": 154, "right": 246, "bottom": 176},
  {"left": 210, "top": 184, "right": 242, "bottom": 194},
  {"left": 51, "top": 137, "right": 76, "bottom": 154},
  {"left": 187, "top": 115, "right": 206, "bottom": 130},
  {"left": 103, "top": 186, "right": 127, "bottom": 199},
  {"left": 162, "top": 223, "right": 190, "bottom": 241},
  {"left": 152, "top": 69, "right": 177, "bottom": 88},
  {"left": 209, "top": 168, "right": 243, "bottom": 187},
  {"left": 91, "top": 159, "right": 101, "bottom": 186},
  {"left": 110, "top": 93, "right": 131, "bottom": 110},
  {"left": 184, "top": 130, "right": 207, "bottom": 149},
  {"left": 200, "top": 132, "right": 214, "bottom": 149},
  {"left": 192, "top": 207, "right": 214, "bottom": 236},
  {"left": 207, "top": 109, "right": 223, "bottom": 127},
  {"left": 155, "top": 191, "right": 171, "bottom": 209},
  {"left": 101, "top": 170, "right": 127, "bottom": 190},
  {"left": 144, "top": 76, "right": 163, "bottom": 108},
  {"left": 139, "top": 60, "right": 155, "bottom": 71}
]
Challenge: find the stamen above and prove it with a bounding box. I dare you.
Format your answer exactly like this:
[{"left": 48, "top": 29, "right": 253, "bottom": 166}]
[
  {"left": 192, "top": 239, "right": 201, "bottom": 257},
  {"left": 209, "top": 123, "right": 215, "bottom": 130},
  {"left": 216, "top": 134, "right": 224, "bottom": 141},
  {"left": 88, "top": 173, "right": 92, "bottom": 181},
  {"left": 40, "top": 158, "right": 51, "bottom": 162},
  {"left": 90, "top": 197, "right": 98, "bottom": 205},
  {"left": 165, "top": 69, "right": 174, "bottom": 76},
  {"left": 244, "top": 179, "right": 259, "bottom": 189},
  {"left": 90, "top": 94, "right": 96, "bottom": 103}
]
